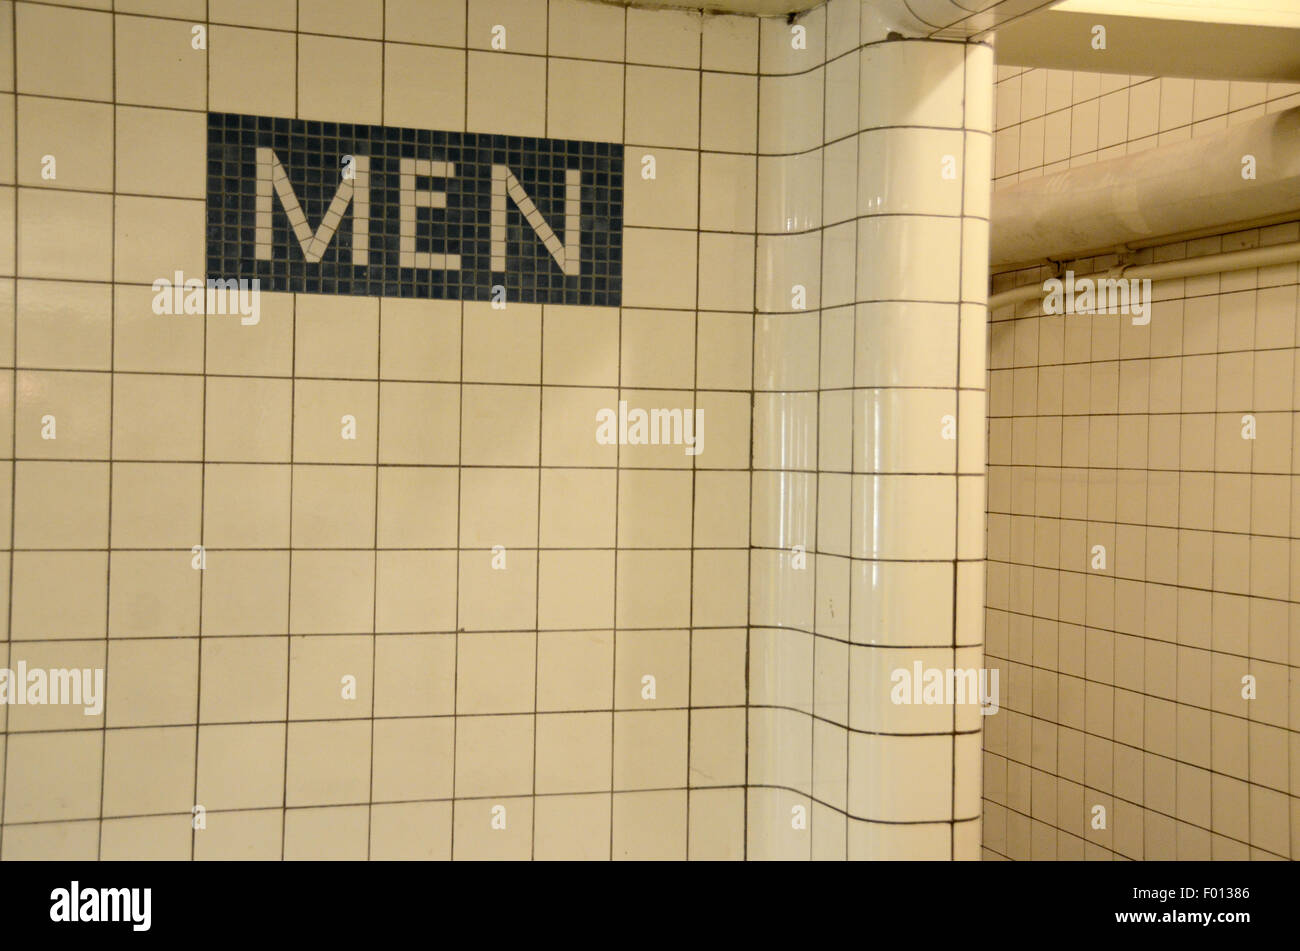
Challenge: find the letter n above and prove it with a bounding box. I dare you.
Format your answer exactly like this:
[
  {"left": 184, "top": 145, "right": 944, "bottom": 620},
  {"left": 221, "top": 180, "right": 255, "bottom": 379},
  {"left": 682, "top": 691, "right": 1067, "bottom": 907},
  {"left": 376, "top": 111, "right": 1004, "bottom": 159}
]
[
  {"left": 256, "top": 147, "right": 370, "bottom": 264},
  {"left": 491, "top": 165, "right": 581, "bottom": 275}
]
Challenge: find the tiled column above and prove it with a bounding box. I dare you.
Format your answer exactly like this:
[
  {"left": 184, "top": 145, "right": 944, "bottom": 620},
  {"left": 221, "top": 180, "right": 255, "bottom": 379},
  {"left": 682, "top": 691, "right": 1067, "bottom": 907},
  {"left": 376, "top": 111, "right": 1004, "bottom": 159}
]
[
  {"left": 831, "top": 30, "right": 992, "bottom": 859},
  {"left": 747, "top": 0, "right": 992, "bottom": 860}
]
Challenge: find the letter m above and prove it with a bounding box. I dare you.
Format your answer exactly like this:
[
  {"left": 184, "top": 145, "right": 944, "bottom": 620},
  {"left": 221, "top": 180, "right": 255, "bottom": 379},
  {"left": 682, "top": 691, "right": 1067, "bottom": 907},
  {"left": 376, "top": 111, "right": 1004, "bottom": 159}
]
[
  {"left": 256, "top": 148, "right": 369, "bottom": 265},
  {"left": 1097, "top": 277, "right": 1130, "bottom": 314},
  {"left": 48, "top": 669, "right": 81, "bottom": 705},
  {"left": 491, "top": 165, "right": 581, "bottom": 276},
  {"left": 101, "top": 889, "right": 130, "bottom": 922}
]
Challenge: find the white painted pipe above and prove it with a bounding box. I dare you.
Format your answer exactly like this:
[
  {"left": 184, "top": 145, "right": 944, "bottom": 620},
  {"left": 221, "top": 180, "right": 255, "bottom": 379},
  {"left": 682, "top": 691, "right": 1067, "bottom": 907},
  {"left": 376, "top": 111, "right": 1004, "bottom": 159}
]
[
  {"left": 987, "top": 239, "right": 1300, "bottom": 310},
  {"left": 991, "top": 106, "right": 1300, "bottom": 268}
]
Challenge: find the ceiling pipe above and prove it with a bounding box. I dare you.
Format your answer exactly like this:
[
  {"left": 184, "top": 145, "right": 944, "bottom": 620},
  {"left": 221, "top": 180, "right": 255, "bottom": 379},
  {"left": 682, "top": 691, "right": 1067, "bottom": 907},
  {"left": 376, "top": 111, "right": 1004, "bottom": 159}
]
[
  {"left": 987, "top": 238, "right": 1300, "bottom": 311},
  {"left": 991, "top": 106, "right": 1300, "bottom": 269}
]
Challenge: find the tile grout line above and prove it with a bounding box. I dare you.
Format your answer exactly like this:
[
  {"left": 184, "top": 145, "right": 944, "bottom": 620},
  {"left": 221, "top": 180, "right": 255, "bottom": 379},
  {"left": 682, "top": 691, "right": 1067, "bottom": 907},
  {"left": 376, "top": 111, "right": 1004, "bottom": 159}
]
[
  {"left": 0, "top": 775, "right": 1016, "bottom": 833},
  {"left": 189, "top": 0, "right": 212, "bottom": 863},
  {"left": 449, "top": 0, "right": 469, "bottom": 863},
  {"left": 364, "top": 0, "right": 387, "bottom": 861},
  {"left": 843, "top": 16, "right": 857, "bottom": 858},
  {"left": 952, "top": 39, "right": 969, "bottom": 862},
  {"left": 608, "top": 1, "right": 627, "bottom": 863},
  {"left": 529, "top": 0, "right": 550, "bottom": 862},
  {"left": 684, "top": 6, "right": 702, "bottom": 863},
  {"left": 278, "top": 0, "right": 300, "bottom": 862},
  {"left": 809, "top": 8, "right": 827, "bottom": 862},
  {"left": 92, "top": 0, "right": 117, "bottom": 862},
  {"left": 743, "top": 11, "right": 761, "bottom": 862},
  {"left": 0, "top": 0, "right": 16, "bottom": 862}
]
